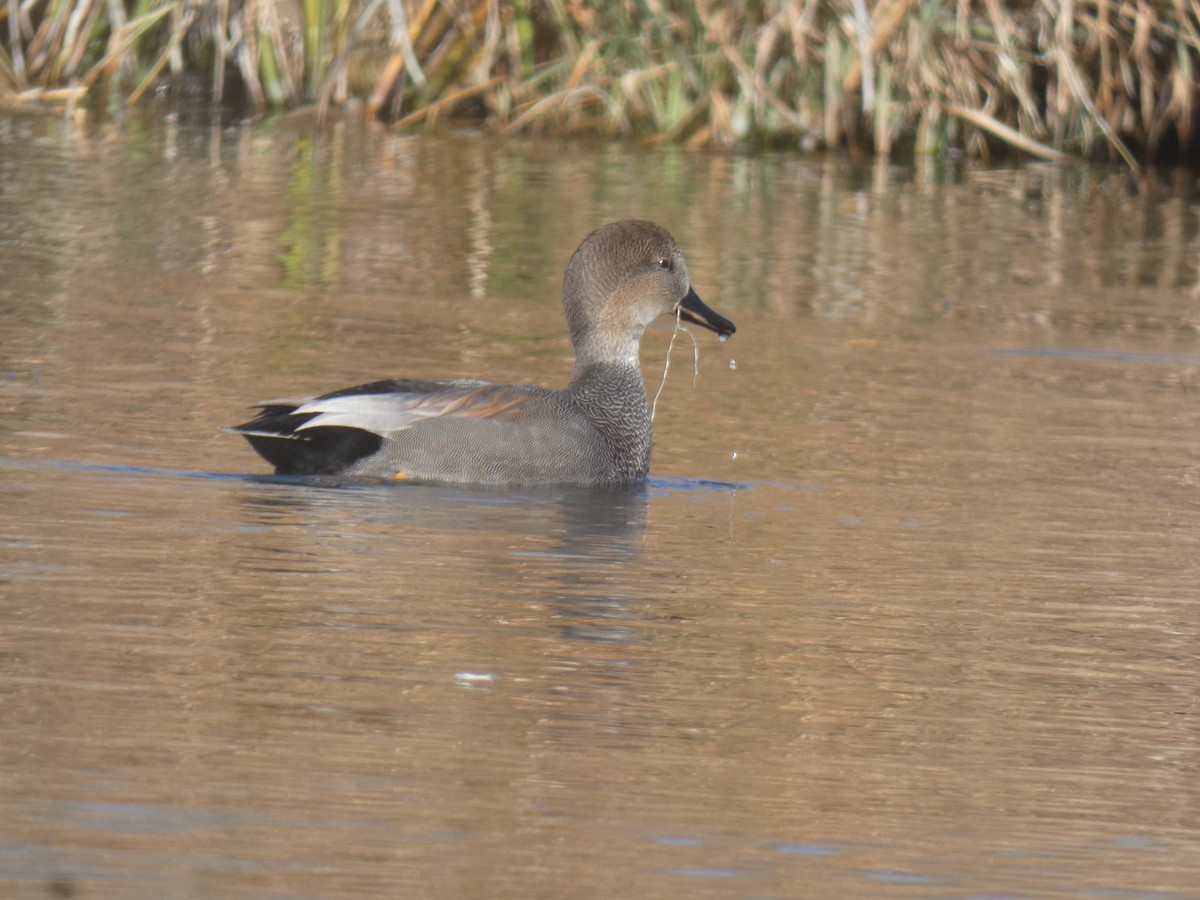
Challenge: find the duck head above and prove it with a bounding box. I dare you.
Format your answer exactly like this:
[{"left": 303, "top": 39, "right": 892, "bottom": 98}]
[{"left": 563, "top": 220, "right": 735, "bottom": 373}]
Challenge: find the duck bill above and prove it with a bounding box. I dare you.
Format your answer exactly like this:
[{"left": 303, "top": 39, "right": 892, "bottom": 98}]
[{"left": 678, "top": 287, "right": 736, "bottom": 338}]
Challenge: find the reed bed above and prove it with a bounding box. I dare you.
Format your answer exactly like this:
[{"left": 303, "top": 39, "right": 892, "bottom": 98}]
[{"left": 3, "top": 0, "right": 1198, "bottom": 165}]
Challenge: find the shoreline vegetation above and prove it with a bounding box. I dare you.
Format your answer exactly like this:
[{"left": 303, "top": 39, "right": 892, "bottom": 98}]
[{"left": 2, "top": 1, "right": 1198, "bottom": 168}]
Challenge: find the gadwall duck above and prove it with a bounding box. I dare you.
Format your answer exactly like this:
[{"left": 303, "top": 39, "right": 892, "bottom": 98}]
[{"left": 228, "top": 220, "right": 735, "bottom": 484}]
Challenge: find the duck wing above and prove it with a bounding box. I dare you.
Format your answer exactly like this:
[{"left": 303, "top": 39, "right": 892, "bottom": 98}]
[{"left": 228, "top": 378, "right": 551, "bottom": 476}]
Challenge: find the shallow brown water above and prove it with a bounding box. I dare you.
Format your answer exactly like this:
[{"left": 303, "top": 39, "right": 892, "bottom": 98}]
[{"left": 2, "top": 113, "right": 1200, "bottom": 897}]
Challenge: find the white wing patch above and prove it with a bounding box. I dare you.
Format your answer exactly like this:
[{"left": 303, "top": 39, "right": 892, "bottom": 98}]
[
  {"left": 286, "top": 383, "right": 536, "bottom": 437},
  {"left": 293, "top": 393, "right": 444, "bottom": 435}
]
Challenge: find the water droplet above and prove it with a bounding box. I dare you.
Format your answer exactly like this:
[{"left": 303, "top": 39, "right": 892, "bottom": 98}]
[
  {"left": 454, "top": 672, "right": 496, "bottom": 686},
  {"left": 728, "top": 358, "right": 737, "bottom": 370},
  {"left": 730, "top": 451, "right": 738, "bottom": 460},
  {"left": 718, "top": 334, "right": 728, "bottom": 343}
]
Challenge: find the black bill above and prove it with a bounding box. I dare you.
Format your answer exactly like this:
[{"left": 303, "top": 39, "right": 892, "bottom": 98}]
[{"left": 678, "top": 286, "right": 736, "bottom": 338}]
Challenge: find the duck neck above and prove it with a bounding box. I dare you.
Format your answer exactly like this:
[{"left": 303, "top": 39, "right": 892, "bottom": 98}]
[
  {"left": 567, "top": 360, "right": 652, "bottom": 480},
  {"left": 569, "top": 323, "right": 643, "bottom": 375}
]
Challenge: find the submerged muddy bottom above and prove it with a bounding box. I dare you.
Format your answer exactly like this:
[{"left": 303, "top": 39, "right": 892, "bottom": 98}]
[{"left": 2, "top": 116, "right": 1199, "bottom": 897}]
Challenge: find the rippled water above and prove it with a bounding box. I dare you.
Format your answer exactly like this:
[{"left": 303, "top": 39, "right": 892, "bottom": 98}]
[{"left": 2, "top": 113, "right": 1200, "bottom": 897}]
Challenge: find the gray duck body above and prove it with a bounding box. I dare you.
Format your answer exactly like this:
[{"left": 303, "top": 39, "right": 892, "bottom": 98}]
[{"left": 228, "top": 220, "right": 735, "bottom": 485}]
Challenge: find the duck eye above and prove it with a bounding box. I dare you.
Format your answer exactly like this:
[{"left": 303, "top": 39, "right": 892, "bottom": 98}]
[{"left": 658, "top": 258, "right": 672, "bottom": 271}]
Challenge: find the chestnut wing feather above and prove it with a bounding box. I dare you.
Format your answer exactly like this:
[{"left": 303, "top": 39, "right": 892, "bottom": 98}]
[{"left": 291, "top": 382, "right": 545, "bottom": 434}]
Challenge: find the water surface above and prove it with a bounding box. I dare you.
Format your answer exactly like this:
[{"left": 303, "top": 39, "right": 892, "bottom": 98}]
[{"left": 2, "top": 114, "right": 1200, "bottom": 897}]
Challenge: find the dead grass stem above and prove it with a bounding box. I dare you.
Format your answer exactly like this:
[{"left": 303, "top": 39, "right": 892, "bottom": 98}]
[{"left": 2, "top": 1, "right": 1196, "bottom": 165}]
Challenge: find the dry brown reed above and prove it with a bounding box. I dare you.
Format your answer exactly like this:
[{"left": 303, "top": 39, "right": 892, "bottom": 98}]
[{"left": 2, "top": 1, "right": 1198, "bottom": 166}]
